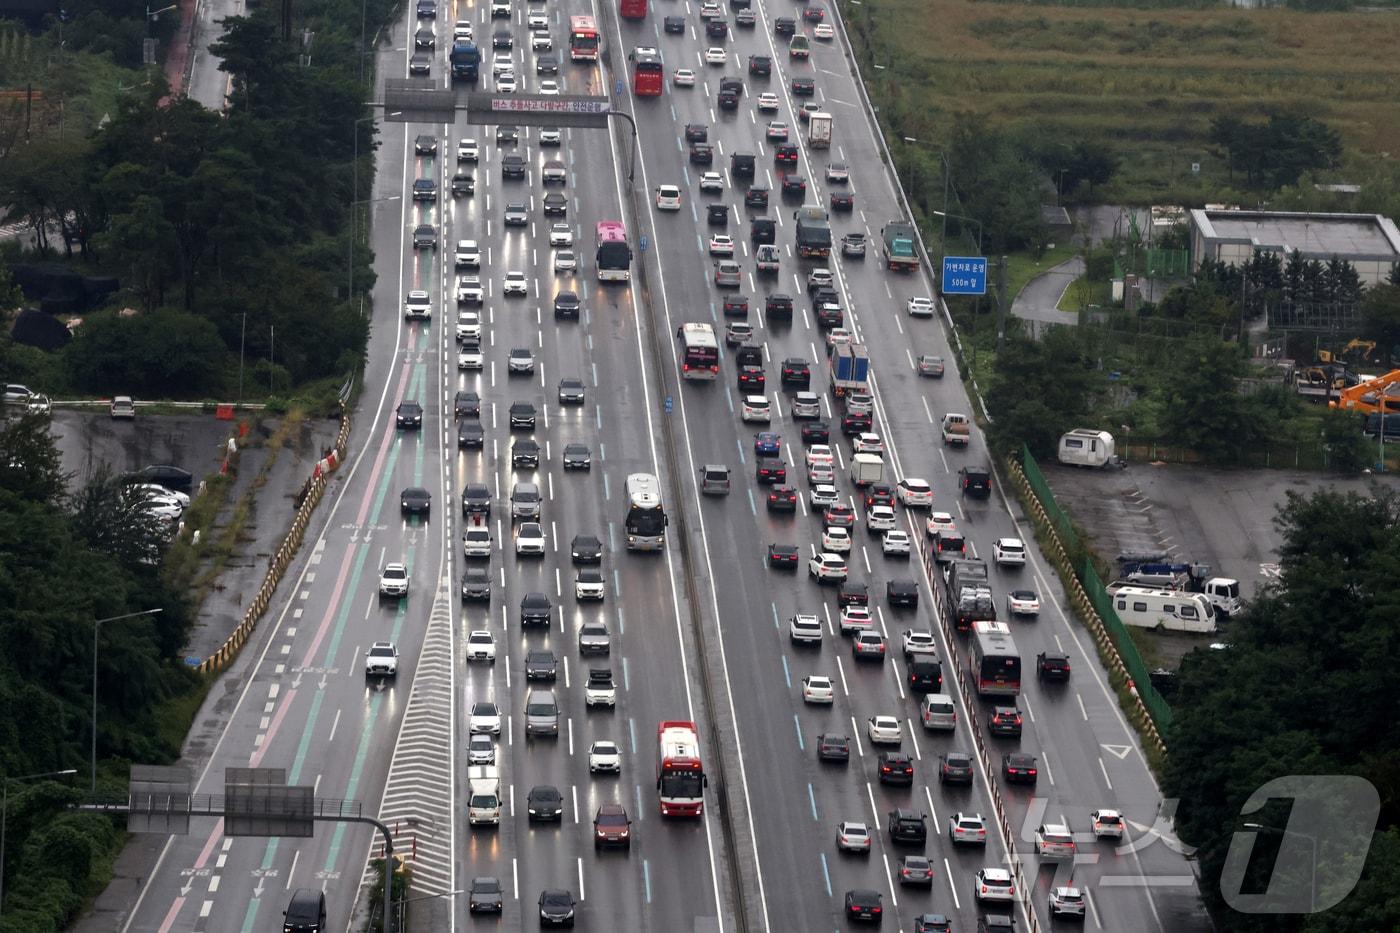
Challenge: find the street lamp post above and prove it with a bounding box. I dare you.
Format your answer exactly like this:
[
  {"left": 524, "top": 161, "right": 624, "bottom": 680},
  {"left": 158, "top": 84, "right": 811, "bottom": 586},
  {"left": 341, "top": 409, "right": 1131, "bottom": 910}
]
[
  {"left": 1244, "top": 822, "right": 1318, "bottom": 914},
  {"left": 92, "top": 609, "right": 163, "bottom": 792},
  {"left": 1, "top": 769, "right": 78, "bottom": 912}
]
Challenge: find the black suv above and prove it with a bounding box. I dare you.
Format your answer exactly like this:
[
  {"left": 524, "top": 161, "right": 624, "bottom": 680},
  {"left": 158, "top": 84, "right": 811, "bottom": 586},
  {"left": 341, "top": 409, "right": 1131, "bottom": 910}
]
[
  {"left": 1038, "top": 651, "right": 1071, "bottom": 681},
  {"left": 396, "top": 400, "right": 423, "bottom": 428},
  {"left": 461, "top": 566, "right": 491, "bottom": 602},
  {"left": 765, "top": 293, "right": 793, "bottom": 320},
  {"left": 774, "top": 15, "right": 796, "bottom": 35},
  {"left": 454, "top": 390, "right": 481, "bottom": 418},
  {"left": 745, "top": 186, "right": 769, "bottom": 209},
  {"left": 780, "top": 358, "right": 810, "bottom": 389},
  {"left": 748, "top": 54, "right": 771, "bottom": 76},
  {"left": 509, "top": 401, "right": 537, "bottom": 430},
  {"left": 554, "top": 291, "right": 581, "bottom": 320},
  {"left": 462, "top": 483, "right": 491, "bottom": 518},
  {"left": 959, "top": 465, "right": 992, "bottom": 498},
  {"left": 888, "top": 809, "right": 927, "bottom": 845},
  {"left": 887, "top": 579, "right": 918, "bottom": 608},
  {"left": 938, "top": 752, "right": 974, "bottom": 785},
  {"left": 988, "top": 706, "right": 1023, "bottom": 738},
  {"left": 908, "top": 659, "right": 942, "bottom": 692},
  {"left": 731, "top": 152, "right": 756, "bottom": 178},
  {"left": 501, "top": 153, "right": 526, "bottom": 179},
  {"left": 685, "top": 123, "right": 708, "bottom": 143},
  {"left": 878, "top": 752, "right": 914, "bottom": 786}
]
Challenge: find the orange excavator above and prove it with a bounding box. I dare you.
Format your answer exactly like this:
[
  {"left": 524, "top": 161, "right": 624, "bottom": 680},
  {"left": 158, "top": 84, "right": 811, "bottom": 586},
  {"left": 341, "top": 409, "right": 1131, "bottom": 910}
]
[{"left": 1330, "top": 369, "right": 1400, "bottom": 414}]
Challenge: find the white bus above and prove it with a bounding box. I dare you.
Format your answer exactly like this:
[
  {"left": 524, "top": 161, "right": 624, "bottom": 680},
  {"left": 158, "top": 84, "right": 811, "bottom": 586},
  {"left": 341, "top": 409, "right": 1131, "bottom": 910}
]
[
  {"left": 624, "top": 473, "right": 667, "bottom": 551},
  {"left": 678, "top": 322, "right": 719, "bottom": 381}
]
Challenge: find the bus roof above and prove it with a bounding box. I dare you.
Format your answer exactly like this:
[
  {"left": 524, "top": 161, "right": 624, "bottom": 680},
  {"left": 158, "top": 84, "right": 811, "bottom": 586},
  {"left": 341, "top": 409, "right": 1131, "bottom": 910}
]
[
  {"left": 570, "top": 14, "right": 597, "bottom": 29},
  {"left": 973, "top": 620, "right": 1017, "bottom": 655},
  {"left": 625, "top": 473, "right": 662, "bottom": 508},
  {"left": 679, "top": 322, "right": 718, "bottom": 347},
  {"left": 632, "top": 47, "right": 662, "bottom": 64},
  {"left": 658, "top": 720, "right": 700, "bottom": 760},
  {"left": 596, "top": 220, "right": 627, "bottom": 242}
]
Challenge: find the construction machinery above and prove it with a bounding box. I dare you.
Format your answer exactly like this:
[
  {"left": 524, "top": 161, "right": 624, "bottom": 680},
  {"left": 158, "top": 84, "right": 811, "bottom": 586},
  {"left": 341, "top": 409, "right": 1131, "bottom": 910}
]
[{"left": 1330, "top": 369, "right": 1400, "bottom": 415}]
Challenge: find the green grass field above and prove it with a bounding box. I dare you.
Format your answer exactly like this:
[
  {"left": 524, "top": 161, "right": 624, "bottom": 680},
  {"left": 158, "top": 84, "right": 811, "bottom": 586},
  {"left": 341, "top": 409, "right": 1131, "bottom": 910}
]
[{"left": 849, "top": 0, "right": 1400, "bottom": 203}]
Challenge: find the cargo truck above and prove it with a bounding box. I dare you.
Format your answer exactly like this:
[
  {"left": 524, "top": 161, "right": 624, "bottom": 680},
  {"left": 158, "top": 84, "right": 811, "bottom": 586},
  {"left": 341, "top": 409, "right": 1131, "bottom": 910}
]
[
  {"left": 851, "top": 452, "right": 883, "bottom": 487},
  {"left": 795, "top": 206, "right": 832, "bottom": 259},
  {"left": 881, "top": 222, "right": 919, "bottom": 272},
  {"left": 807, "top": 112, "right": 832, "bottom": 149},
  {"left": 467, "top": 765, "right": 500, "bottom": 825},
  {"left": 450, "top": 42, "right": 481, "bottom": 81},
  {"left": 829, "top": 343, "right": 869, "bottom": 397},
  {"left": 942, "top": 558, "right": 996, "bottom": 632}
]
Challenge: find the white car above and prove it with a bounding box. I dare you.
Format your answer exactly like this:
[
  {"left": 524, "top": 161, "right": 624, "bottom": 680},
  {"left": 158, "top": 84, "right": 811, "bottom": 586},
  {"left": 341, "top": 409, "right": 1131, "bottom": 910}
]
[
  {"left": 882, "top": 530, "right": 911, "bottom": 556},
  {"left": 508, "top": 347, "right": 536, "bottom": 373},
  {"left": 527, "top": 9, "right": 547, "bottom": 27},
  {"left": 457, "top": 138, "right": 479, "bottom": 162},
  {"left": 455, "top": 239, "right": 481, "bottom": 267},
  {"left": 866, "top": 715, "right": 902, "bottom": 745},
  {"left": 699, "top": 0, "right": 721, "bottom": 17},
  {"left": 902, "top": 629, "right": 937, "bottom": 657},
  {"left": 404, "top": 289, "right": 431, "bottom": 319},
  {"left": 492, "top": 52, "right": 513, "bottom": 76},
  {"left": 462, "top": 527, "right": 493, "bottom": 558},
  {"left": 531, "top": 29, "right": 552, "bottom": 50},
  {"left": 705, "top": 46, "right": 727, "bottom": 65},
  {"left": 821, "top": 526, "right": 851, "bottom": 553},
  {"left": 549, "top": 223, "right": 573, "bottom": 247},
  {"left": 907, "top": 296, "right": 935, "bottom": 317},
  {"left": 456, "top": 312, "right": 481, "bottom": 343},
  {"left": 974, "top": 868, "right": 1016, "bottom": 903},
  {"left": 538, "top": 126, "right": 561, "bottom": 145},
  {"left": 806, "top": 444, "right": 834, "bottom": 467},
  {"left": 458, "top": 346, "right": 484, "bottom": 370},
  {"left": 813, "top": 21, "right": 834, "bottom": 39},
  {"left": 853, "top": 433, "right": 884, "bottom": 455},
  {"left": 496, "top": 71, "right": 516, "bottom": 92},
  {"left": 588, "top": 739, "right": 622, "bottom": 773},
  {"left": 808, "top": 552, "right": 848, "bottom": 581},
  {"left": 789, "top": 613, "right": 823, "bottom": 644},
  {"left": 554, "top": 250, "right": 577, "bottom": 273},
  {"left": 808, "top": 268, "right": 834, "bottom": 289},
  {"left": 740, "top": 395, "right": 771, "bottom": 422},
  {"left": 839, "top": 606, "right": 873, "bottom": 634},
  {"left": 132, "top": 484, "right": 190, "bottom": 507},
  {"left": 655, "top": 184, "right": 682, "bottom": 210},
  {"left": 379, "top": 562, "right": 409, "bottom": 597},
  {"left": 765, "top": 121, "right": 789, "bottom": 141},
  {"left": 756, "top": 92, "right": 779, "bottom": 112},
  {"left": 866, "top": 505, "right": 897, "bottom": 532},
  {"left": 708, "top": 234, "right": 735, "bottom": 256},
  {"left": 515, "top": 522, "right": 546, "bottom": 555},
  {"left": 1092, "top": 809, "right": 1125, "bottom": 839},
  {"left": 454, "top": 20, "right": 473, "bottom": 40},
  {"left": 810, "top": 484, "right": 839, "bottom": 510},
  {"left": 807, "top": 462, "right": 835, "bottom": 486},
  {"left": 503, "top": 271, "right": 529, "bottom": 296},
  {"left": 673, "top": 68, "right": 696, "bottom": 87},
  {"left": 896, "top": 478, "right": 933, "bottom": 507},
  {"left": 467, "top": 733, "right": 496, "bottom": 765},
  {"left": 1007, "top": 589, "right": 1041, "bottom": 616},
  {"left": 469, "top": 701, "right": 501, "bottom": 735},
  {"left": 994, "top": 537, "right": 1027, "bottom": 566},
  {"left": 1049, "top": 887, "right": 1087, "bottom": 918},
  {"left": 365, "top": 641, "right": 398, "bottom": 678},
  {"left": 456, "top": 274, "right": 483, "bottom": 304},
  {"left": 699, "top": 171, "right": 725, "bottom": 192},
  {"left": 801, "top": 675, "right": 834, "bottom": 703},
  {"left": 836, "top": 821, "right": 872, "bottom": 853},
  {"left": 466, "top": 629, "right": 497, "bottom": 663},
  {"left": 949, "top": 812, "right": 987, "bottom": 845},
  {"left": 925, "top": 511, "right": 957, "bottom": 537},
  {"left": 1035, "top": 824, "right": 1077, "bottom": 858},
  {"left": 825, "top": 327, "right": 853, "bottom": 350},
  {"left": 539, "top": 78, "right": 560, "bottom": 95}
]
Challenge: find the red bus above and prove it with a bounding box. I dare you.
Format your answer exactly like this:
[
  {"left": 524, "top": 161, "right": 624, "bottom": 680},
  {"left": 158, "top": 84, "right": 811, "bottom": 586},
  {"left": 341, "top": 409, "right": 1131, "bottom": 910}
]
[
  {"left": 620, "top": 0, "right": 646, "bottom": 20},
  {"left": 569, "top": 15, "right": 600, "bottom": 62},
  {"left": 657, "top": 720, "right": 706, "bottom": 816},
  {"left": 631, "top": 47, "right": 663, "bottom": 97},
  {"left": 595, "top": 221, "right": 632, "bottom": 282},
  {"left": 678, "top": 323, "right": 719, "bottom": 380}
]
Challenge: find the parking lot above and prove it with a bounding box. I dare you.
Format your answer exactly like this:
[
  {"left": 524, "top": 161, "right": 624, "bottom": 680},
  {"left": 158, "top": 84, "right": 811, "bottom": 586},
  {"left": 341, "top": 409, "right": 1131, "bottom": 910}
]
[{"left": 1044, "top": 460, "right": 1400, "bottom": 662}]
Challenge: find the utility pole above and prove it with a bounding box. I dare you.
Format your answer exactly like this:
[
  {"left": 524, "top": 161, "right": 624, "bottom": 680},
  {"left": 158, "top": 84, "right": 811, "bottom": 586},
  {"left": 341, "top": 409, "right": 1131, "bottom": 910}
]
[{"left": 996, "top": 256, "right": 1009, "bottom": 353}]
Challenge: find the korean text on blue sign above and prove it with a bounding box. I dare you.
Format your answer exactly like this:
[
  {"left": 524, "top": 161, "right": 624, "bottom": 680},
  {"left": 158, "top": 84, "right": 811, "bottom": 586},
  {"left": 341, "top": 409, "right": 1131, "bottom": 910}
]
[{"left": 942, "top": 256, "right": 988, "bottom": 296}]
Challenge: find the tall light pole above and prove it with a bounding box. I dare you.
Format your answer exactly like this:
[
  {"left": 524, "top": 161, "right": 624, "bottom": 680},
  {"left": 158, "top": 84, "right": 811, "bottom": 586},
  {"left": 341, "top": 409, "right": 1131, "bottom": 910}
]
[
  {"left": 93, "top": 609, "right": 163, "bottom": 792},
  {"left": 1, "top": 769, "right": 78, "bottom": 912},
  {"left": 1244, "top": 822, "right": 1318, "bottom": 914}
]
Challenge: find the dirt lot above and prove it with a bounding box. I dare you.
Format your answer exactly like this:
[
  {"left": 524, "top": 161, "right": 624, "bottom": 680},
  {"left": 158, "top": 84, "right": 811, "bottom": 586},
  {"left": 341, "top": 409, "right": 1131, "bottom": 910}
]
[{"left": 1043, "top": 460, "right": 1400, "bottom": 667}]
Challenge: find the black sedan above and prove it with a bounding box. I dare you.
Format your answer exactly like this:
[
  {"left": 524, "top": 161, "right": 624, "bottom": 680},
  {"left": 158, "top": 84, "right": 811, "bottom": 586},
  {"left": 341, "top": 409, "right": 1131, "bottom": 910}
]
[
  {"left": 562, "top": 443, "right": 592, "bottom": 471},
  {"left": 527, "top": 784, "right": 564, "bottom": 821},
  {"left": 791, "top": 76, "right": 815, "bottom": 96},
  {"left": 460, "top": 567, "right": 491, "bottom": 602},
  {"left": 539, "top": 890, "right": 576, "bottom": 927},
  {"left": 766, "top": 485, "right": 797, "bottom": 512},
  {"left": 399, "top": 487, "right": 431, "bottom": 516},
  {"left": 468, "top": 877, "right": 504, "bottom": 914},
  {"left": 457, "top": 420, "right": 484, "bottom": 449},
  {"left": 801, "top": 421, "right": 830, "bottom": 445},
  {"left": 571, "top": 534, "right": 604, "bottom": 563},
  {"left": 767, "top": 543, "right": 799, "bottom": 569}
]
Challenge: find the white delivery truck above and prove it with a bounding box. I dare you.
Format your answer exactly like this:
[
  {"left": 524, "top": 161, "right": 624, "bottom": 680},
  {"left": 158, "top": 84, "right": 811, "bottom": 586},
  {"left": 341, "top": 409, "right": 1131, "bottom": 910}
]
[
  {"left": 851, "top": 452, "right": 883, "bottom": 487},
  {"left": 808, "top": 112, "right": 832, "bottom": 149},
  {"left": 1108, "top": 585, "right": 1217, "bottom": 634},
  {"left": 1057, "top": 429, "right": 1115, "bottom": 467},
  {"left": 467, "top": 765, "right": 501, "bottom": 826}
]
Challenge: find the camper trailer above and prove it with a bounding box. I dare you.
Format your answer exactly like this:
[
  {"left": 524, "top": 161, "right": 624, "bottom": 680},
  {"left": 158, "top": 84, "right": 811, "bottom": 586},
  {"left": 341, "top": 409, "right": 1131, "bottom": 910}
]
[
  {"left": 1058, "top": 429, "right": 1115, "bottom": 468},
  {"left": 1110, "top": 585, "right": 1217, "bottom": 634}
]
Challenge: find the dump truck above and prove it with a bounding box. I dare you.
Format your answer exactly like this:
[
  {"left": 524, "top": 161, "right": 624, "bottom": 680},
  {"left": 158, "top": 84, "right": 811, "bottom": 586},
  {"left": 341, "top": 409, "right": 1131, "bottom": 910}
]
[
  {"left": 942, "top": 558, "right": 996, "bottom": 632},
  {"left": 808, "top": 112, "right": 832, "bottom": 149},
  {"left": 829, "top": 343, "right": 869, "bottom": 397},
  {"left": 941, "top": 413, "right": 971, "bottom": 447},
  {"left": 881, "top": 221, "right": 919, "bottom": 272},
  {"left": 794, "top": 206, "right": 832, "bottom": 259}
]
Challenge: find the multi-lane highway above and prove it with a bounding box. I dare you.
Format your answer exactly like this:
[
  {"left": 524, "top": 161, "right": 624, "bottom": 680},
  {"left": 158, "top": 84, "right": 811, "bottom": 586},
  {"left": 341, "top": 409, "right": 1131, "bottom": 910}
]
[{"left": 118, "top": 0, "right": 1217, "bottom": 928}]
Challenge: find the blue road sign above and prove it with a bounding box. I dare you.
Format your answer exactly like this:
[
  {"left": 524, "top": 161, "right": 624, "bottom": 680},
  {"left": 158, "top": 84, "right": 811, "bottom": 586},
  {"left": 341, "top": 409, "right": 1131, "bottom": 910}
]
[
  {"left": 942, "top": 256, "right": 988, "bottom": 296},
  {"left": 615, "top": 79, "right": 625, "bottom": 96},
  {"left": 664, "top": 396, "right": 674, "bottom": 413}
]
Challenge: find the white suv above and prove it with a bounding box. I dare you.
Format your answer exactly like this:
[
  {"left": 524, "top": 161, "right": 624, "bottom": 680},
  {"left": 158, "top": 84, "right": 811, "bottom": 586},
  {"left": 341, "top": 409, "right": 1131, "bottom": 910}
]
[
  {"left": 994, "top": 537, "right": 1027, "bottom": 566},
  {"left": 457, "top": 139, "right": 479, "bottom": 162},
  {"left": 789, "top": 613, "right": 823, "bottom": 644},
  {"left": 365, "top": 641, "right": 399, "bottom": 678},
  {"left": 808, "top": 552, "right": 848, "bottom": 581},
  {"left": 655, "top": 184, "right": 682, "bottom": 210},
  {"left": 455, "top": 239, "right": 481, "bottom": 268}
]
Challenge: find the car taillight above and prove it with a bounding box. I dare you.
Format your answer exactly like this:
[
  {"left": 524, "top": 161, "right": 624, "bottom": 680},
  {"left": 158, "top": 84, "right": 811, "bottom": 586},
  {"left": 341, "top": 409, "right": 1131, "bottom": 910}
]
[{"left": 1028, "top": 768, "right": 1037, "bottom": 775}]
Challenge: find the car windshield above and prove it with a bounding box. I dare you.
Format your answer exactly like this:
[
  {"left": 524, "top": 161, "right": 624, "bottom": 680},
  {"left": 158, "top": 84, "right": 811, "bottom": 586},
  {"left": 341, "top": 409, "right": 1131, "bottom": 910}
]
[{"left": 659, "top": 772, "right": 704, "bottom": 797}]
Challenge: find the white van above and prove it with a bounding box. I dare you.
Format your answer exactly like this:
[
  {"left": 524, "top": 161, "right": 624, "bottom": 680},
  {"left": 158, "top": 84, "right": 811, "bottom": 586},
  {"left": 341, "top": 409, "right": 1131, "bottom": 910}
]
[
  {"left": 1110, "top": 585, "right": 1216, "bottom": 634},
  {"left": 1058, "top": 429, "right": 1115, "bottom": 467},
  {"left": 919, "top": 693, "right": 957, "bottom": 731},
  {"left": 467, "top": 765, "right": 501, "bottom": 826}
]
